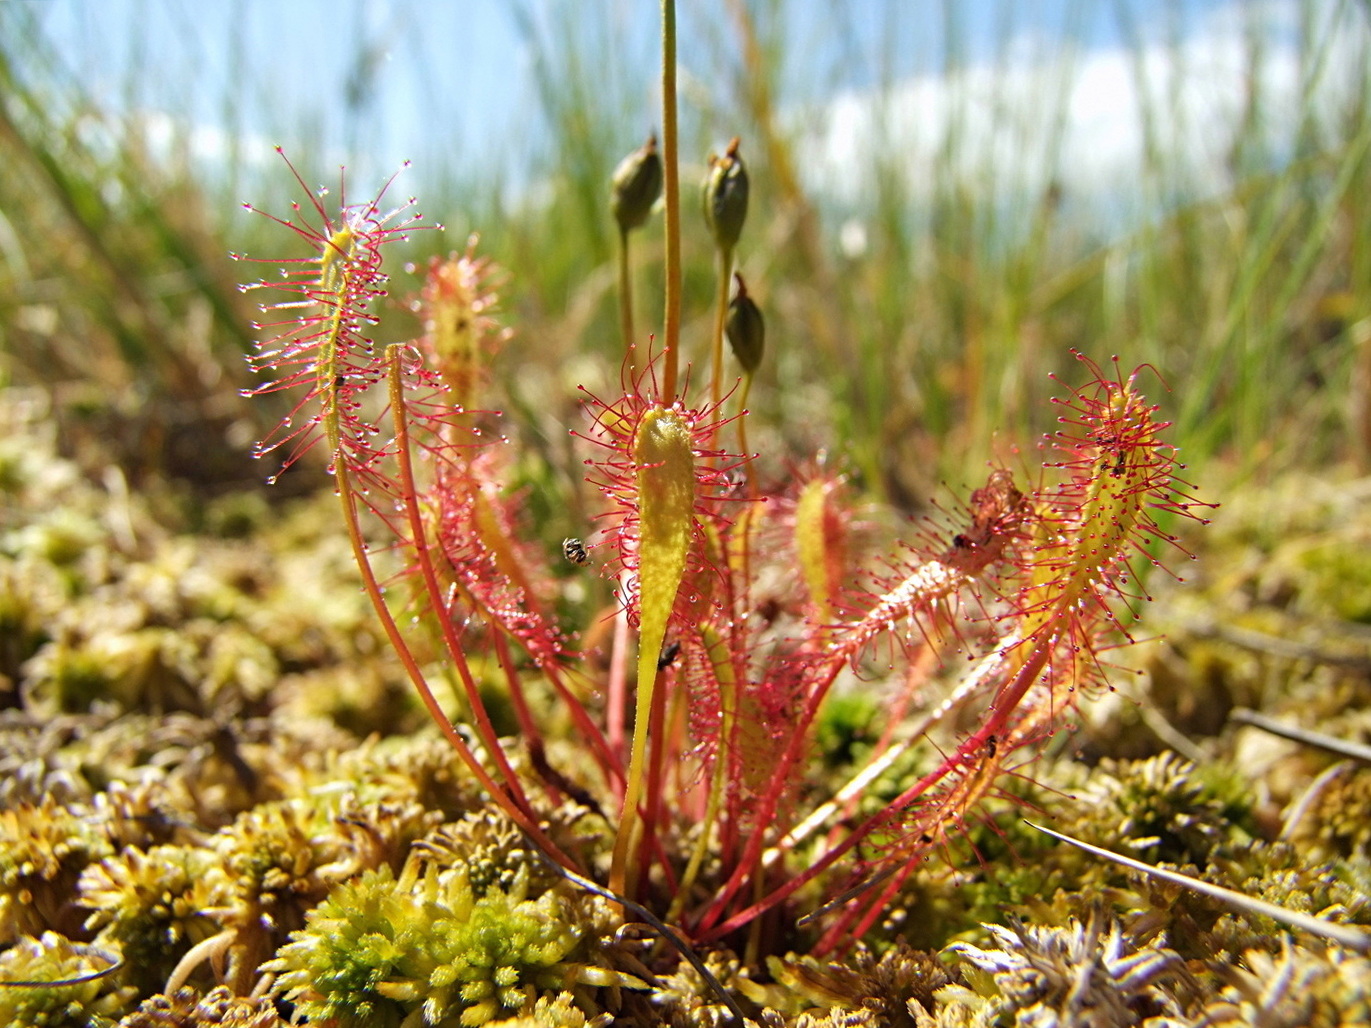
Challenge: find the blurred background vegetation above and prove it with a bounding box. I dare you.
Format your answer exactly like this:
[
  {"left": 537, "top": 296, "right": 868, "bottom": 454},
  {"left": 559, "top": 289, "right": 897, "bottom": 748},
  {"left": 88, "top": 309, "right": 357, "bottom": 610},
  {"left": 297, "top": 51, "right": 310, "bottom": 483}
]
[{"left": 1, "top": 0, "right": 1369, "bottom": 510}]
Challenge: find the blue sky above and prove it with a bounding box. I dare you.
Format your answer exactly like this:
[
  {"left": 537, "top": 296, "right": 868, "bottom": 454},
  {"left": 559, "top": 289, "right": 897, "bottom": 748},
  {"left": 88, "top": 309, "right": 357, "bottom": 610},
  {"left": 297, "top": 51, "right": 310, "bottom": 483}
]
[
  {"left": 18, "top": 0, "right": 1363, "bottom": 229},
  {"left": 24, "top": 1, "right": 1245, "bottom": 167}
]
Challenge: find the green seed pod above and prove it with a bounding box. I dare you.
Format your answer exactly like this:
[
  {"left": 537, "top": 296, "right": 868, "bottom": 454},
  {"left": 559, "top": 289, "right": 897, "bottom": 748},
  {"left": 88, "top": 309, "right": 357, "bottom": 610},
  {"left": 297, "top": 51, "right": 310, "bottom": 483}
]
[
  {"left": 611, "top": 133, "right": 663, "bottom": 232},
  {"left": 702, "top": 137, "right": 748, "bottom": 252},
  {"left": 725, "top": 273, "right": 764, "bottom": 374}
]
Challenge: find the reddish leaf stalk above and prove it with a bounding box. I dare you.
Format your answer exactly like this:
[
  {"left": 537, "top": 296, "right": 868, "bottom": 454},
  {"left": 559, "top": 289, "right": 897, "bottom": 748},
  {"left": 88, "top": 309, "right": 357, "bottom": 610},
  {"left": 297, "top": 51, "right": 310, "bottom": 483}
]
[
  {"left": 384, "top": 348, "right": 540, "bottom": 817},
  {"left": 332, "top": 423, "right": 576, "bottom": 872},
  {"left": 490, "top": 629, "right": 544, "bottom": 770},
  {"left": 638, "top": 663, "right": 673, "bottom": 882},
  {"left": 429, "top": 466, "right": 622, "bottom": 786},
  {"left": 696, "top": 480, "right": 1028, "bottom": 934}
]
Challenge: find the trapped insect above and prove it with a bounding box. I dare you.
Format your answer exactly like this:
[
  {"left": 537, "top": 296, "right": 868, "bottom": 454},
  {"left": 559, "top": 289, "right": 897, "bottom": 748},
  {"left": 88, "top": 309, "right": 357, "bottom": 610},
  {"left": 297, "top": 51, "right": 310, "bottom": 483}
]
[
  {"left": 657, "top": 641, "right": 681, "bottom": 670},
  {"left": 563, "top": 537, "right": 590, "bottom": 565}
]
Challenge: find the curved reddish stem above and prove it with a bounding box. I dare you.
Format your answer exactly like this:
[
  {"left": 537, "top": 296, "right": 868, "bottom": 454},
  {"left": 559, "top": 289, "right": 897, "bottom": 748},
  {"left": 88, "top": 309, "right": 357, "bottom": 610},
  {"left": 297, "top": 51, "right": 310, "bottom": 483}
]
[
  {"left": 696, "top": 633, "right": 1053, "bottom": 941},
  {"left": 333, "top": 457, "right": 576, "bottom": 871}
]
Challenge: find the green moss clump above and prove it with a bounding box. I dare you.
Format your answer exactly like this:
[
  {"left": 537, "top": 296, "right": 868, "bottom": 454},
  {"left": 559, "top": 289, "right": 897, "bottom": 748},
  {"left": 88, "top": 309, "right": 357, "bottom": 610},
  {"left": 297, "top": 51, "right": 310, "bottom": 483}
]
[
  {"left": 1193, "top": 945, "right": 1371, "bottom": 1025},
  {"left": 738, "top": 942, "right": 954, "bottom": 1025},
  {"left": 1295, "top": 541, "right": 1371, "bottom": 625},
  {"left": 482, "top": 991, "right": 597, "bottom": 1027},
  {"left": 267, "top": 863, "right": 645, "bottom": 1027},
  {"left": 22, "top": 641, "right": 121, "bottom": 715},
  {"left": 0, "top": 556, "right": 57, "bottom": 689},
  {"left": 0, "top": 931, "right": 135, "bottom": 1027},
  {"left": 815, "top": 691, "right": 880, "bottom": 768},
  {"left": 287, "top": 734, "right": 485, "bottom": 821},
  {"left": 1288, "top": 765, "right": 1371, "bottom": 859},
  {"left": 115, "top": 984, "right": 284, "bottom": 1027},
  {"left": 1073, "top": 753, "right": 1255, "bottom": 867},
  {"left": 1203, "top": 841, "right": 1371, "bottom": 955},
  {"left": 266, "top": 867, "right": 417, "bottom": 1028},
  {"left": 940, "top": 916, "right": 1192, "bottom": 1026},
  {"left": 0, "top": 797, "right": 112, "bottom": 944},
  {"left": 411, "top": 810, "right": 561, "bottom": 897},
  {"left": 77, "top": 845, "right": 222, "bottom": 994},
  {"left": 878, "top": 754, "right": 1264, "bottom": 950},
  {"left": 192, "top": 792, "right": 444, "bottom": 992}
]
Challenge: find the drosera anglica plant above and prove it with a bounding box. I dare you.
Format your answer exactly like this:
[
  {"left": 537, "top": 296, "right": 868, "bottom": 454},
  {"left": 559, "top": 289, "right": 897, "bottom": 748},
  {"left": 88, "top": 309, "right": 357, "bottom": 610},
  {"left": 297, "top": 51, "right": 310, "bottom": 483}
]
[
  {"left": 234, "top": 2, "right": 1216, "bottom": 1006},
  {"left": 235, "top": 149, "right": 583, "bottom": 877}
]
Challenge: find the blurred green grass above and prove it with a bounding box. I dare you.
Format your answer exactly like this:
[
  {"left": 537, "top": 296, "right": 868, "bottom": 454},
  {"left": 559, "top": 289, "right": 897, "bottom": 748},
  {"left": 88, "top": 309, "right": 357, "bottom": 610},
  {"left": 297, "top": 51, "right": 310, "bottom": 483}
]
[{"left": 1, "top": 0, "right": 1368, "bottom": 505}]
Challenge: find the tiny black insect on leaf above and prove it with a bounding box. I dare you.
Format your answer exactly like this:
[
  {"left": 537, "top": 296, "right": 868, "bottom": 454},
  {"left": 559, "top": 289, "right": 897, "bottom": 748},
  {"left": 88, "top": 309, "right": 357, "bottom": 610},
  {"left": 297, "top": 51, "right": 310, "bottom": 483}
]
[{"left": 563, "top": 537, "right": 590, "bottom": 565}]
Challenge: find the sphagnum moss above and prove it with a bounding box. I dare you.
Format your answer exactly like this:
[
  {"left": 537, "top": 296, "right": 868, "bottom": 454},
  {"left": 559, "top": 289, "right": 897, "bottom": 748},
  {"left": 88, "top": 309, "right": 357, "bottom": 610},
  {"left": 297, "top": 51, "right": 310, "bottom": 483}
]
[
  {"left": 117, "top": 985, "right": 285, "bottom": 1027},
  {"left": 0, "top": 414, "right": 1367, "bottom": 1024},
  {"left": 265, "top": 863, "right": 645, "bottom": 1027},
  {"left": 77, "top": 844, "right": 222, "bottom": 995},
  {"left": 0, "top": 797, "right": 112, "bottom": 945}
]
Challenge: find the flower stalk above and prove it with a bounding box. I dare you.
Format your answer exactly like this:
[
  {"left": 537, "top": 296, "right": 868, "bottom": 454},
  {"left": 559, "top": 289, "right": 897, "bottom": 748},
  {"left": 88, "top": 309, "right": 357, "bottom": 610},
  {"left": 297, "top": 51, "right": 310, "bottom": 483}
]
[{"left": 659, "top": 0, "right": 682, "bottom": 399}]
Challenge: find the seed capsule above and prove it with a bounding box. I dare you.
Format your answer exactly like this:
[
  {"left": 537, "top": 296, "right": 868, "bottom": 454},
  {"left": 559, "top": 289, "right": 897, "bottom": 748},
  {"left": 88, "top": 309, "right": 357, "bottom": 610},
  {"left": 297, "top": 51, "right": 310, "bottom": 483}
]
[
  {"left": 702, "top": 137, "right": 748, "bottom": 252},
  {"left": 725, "top": 273, "right": 764, "bottom": 374},
  {"left": 611, "top": 134, "right": 663, "bottom": 233}
]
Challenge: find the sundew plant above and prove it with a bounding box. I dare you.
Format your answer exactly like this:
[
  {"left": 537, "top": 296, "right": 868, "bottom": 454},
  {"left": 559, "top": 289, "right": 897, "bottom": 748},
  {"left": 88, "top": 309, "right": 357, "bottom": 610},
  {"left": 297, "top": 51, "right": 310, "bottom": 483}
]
[{"left": 237, "top": 2, "right": 1213, "bottom": 977}]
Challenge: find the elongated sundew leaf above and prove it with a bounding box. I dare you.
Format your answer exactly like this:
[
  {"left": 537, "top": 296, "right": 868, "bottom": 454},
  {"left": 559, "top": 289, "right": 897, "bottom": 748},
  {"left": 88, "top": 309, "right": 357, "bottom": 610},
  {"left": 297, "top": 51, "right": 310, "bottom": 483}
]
[
  {"left": 959, "top": 361, "right": 1207, "bottom": 754},
  {"left": 670, "top": 623, "right": 735, "bottom": 923},
  {"left": 610, "top": 407, "right": 697, "bottom": 896},
  {"left": 239, "top": 152, "right": 426, "bottom": 483},
  {"left": 386, "top": 409, "right": 529, "bottom": 797},
  {"left": 316, "top": 225, "right": 356, "bottom": 455},
  {"left": 1026, "top": 820, "right": 1371, "bottom": 952},
  {"left": 329, "top": 350, "right": 573, "bottom": 870},
  {"left": 794, "top": 477, "right": 842, "bottom": 632}
]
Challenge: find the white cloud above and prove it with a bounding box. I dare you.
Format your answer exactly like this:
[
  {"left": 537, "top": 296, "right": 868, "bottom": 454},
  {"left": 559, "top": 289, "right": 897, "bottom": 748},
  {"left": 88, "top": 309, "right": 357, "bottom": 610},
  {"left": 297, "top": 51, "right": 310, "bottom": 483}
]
[{"left": 794, "top": 0, "right": 1368, "bottom": 231}]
